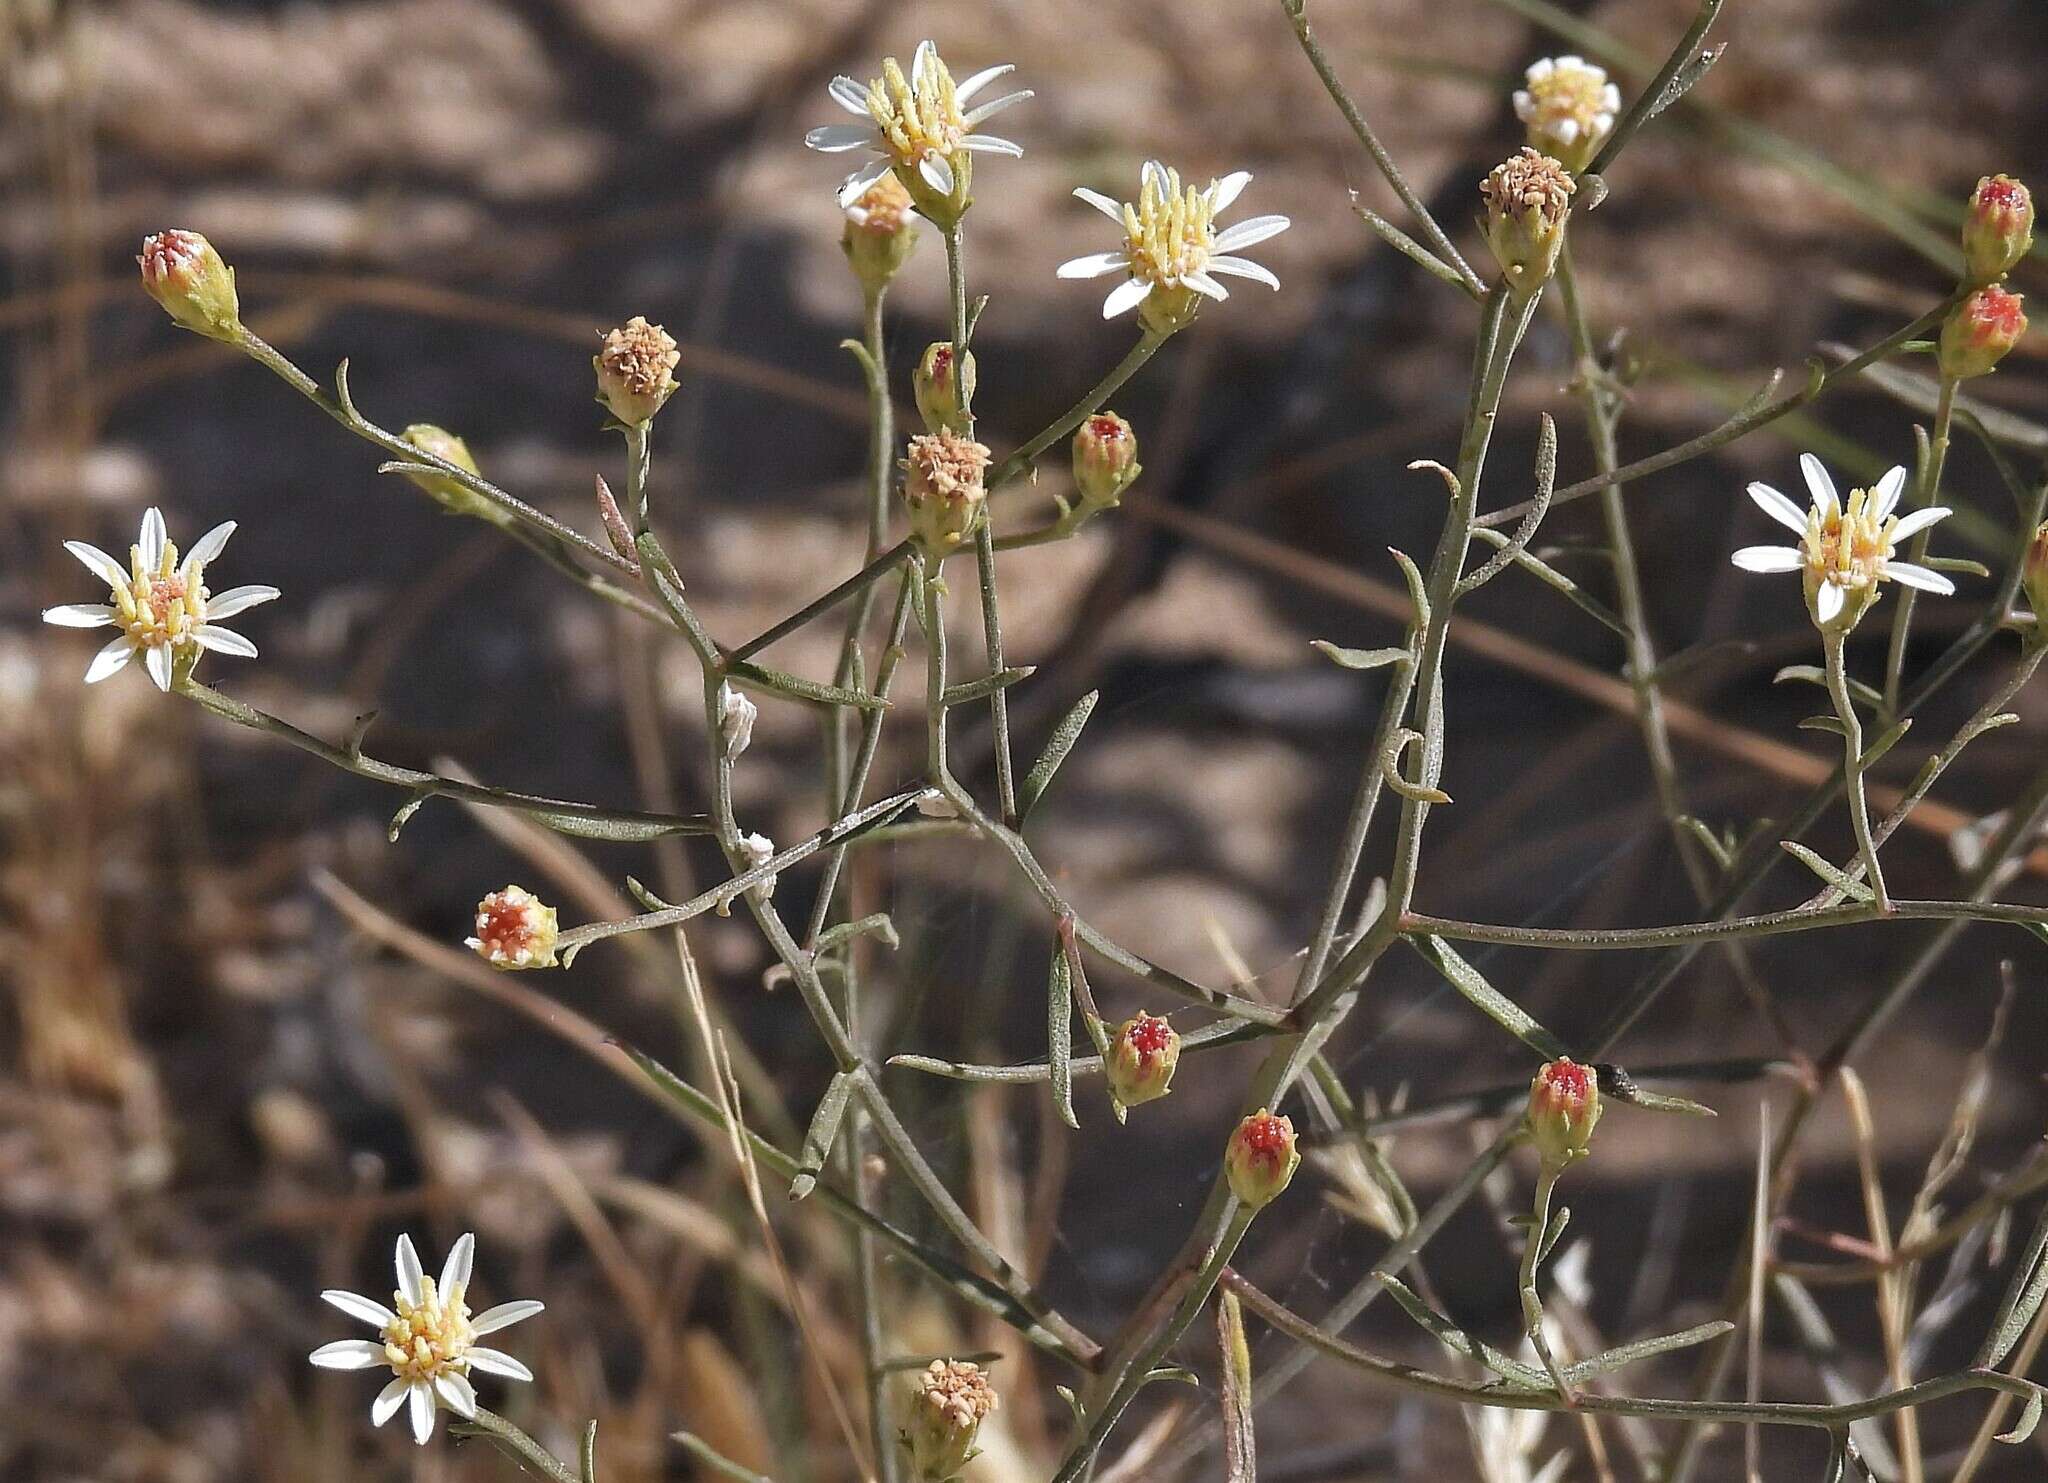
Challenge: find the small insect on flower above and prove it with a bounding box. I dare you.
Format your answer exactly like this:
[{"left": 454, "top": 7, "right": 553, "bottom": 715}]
[
  {"left": 43, "top": 507, "right": 278, "bottom": 692},
  {"left": 310, "top": 1233, "right": 543, "bottom": 1446},
  {"left": 1731, "top": 454, "right": 1953, "bottom": 631},
  {"left": 466, "top": 886, "right": 560, "bottom": 970},
  {"left": 1513, "top": 56, "right": 1622, "bottom": 171},
  {"left": 1058, "top": 162, "right": 1290, "bottom": 336},
  {"left": 901, "top": 1358, "right": 999, "bottom": 1482},
  {"left": 807, "top": 41, "right": 1030, "bottom": 227}
]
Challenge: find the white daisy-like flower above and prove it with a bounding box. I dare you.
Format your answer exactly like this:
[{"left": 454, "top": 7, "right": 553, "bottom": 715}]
[
  {"left": 1056, "top": 162, "right": 1290, "bottom": 326},
  {"left": 1731, "top": 454, "right": 1953, "bottom": 626},
  {"left": 1512, "top": 56, "right": 1622, "bottom": 169},
  {"left": 309, "top": 1233, "right": 542, "bottom": 1447},
  {"left": 806, "top": 40, "right": 1030, "bottom": 207},
  {"left": 42, "top": 507, "right": 278, "bottom": 692}
]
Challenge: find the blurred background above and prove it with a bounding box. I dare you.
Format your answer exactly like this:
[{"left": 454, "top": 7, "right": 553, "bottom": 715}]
[{"left": 3, "top": 0, "right": 2046, "bottom": 1478}]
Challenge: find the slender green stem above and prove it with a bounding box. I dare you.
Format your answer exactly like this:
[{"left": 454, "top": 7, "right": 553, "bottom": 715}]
[
  {"left": 729, "top": 540, "right": 913, "bottom": 663},
  {"left": 987, "top": 333, "right": 1167, "bottom": 491},
  {"left": 622, "top": 420, "right": 652, "bottom": 535},
  {"left": 1518, "top": 1165, "right": 1574, "bottom": 1401},
  {"left": 1881, "top": 375, "right": 1957, "bottom": 718},
  {"left": 1398, "top": 897, "right": 2048, "bottom": 952},
  {"left": 1825, "top": 627, "right": 1890, "bottom": 911},
  {"left": 974, "top": 520, "right": 1019, "bottom": 823},
  {"left": 463, "top": 1407, "right": 584, "bottom": 1483},
  {"left": 1583, "top": 0, "right": 1727, "bottom": 177}
]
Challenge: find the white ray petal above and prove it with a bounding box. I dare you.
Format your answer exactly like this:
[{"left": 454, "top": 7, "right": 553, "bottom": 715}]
[
  {"left": 144, "top": 644, "right": 173, "bottom": 692},
  {"left": 83, "top": 637, "right": 134, "bottom": 684},
  {"left": 1883, "top": 561, "right": 1955, "bottom": 594},
  {"left": 184, "top": 520, "right": 236, "bottom": 571},
  {"left": 1552, "top": 118, "right": 1581, "bottom": 146},
  {"left": 1141, "top": 160, "right": 1170, "bottom": 197},
  {"left": 827, "top": 76, "right": 871, "bottom": 114},
  {"left": 439, "top": 1233, "right": 475, "bottom": 1297},
  {"left": 1513, "top": 90, "right": 1536, "bottom": 120},
  {"left": 395, "top": 1234, "right": 425, "bottom": 1306},
  {"left": 1730, "top": 545, "right": 1804, "bottom": 573},
  {"left": 1799, "top": 453, "right": 1838, "bottom": 510},
  {"left": 195, "top": 625, "right": 258, "bottom": 657},
  {"left": 309, "top": 1339, "right": 387, "bottom": 1370},
  {"left": 43, "top": 603, "right": 115, "bottom": 628},
  {"left": 918, "top": 152, "right": 955, "bottom": 196},
  {"left": 954, "top": 62, "right": 1014, "bottom": 104},
  {"left": 434, "top": 1372, "right": 478, "bottom": 1420},
  {"left": 910, "top": 40, "right": 937, "bottom": 86},
  {"left": 963, "top": 89, "right": 1031, "bottom": 126},
  {"left": 1814, "top": 580, "right": 1846, "bottom": 624},
  {"left": 1207, "top": 255, "right": 1281, "bottom": 289},
  {"left": 1057, "top": 251, "right": 1130, "bottom": 280},
  {"left": 1527, "top": 58, "right": 1556, "bottom": 80},
  {"left": 372, "top": 1377, "right": 411, "bottom": 1427},
  {"left": 1746, "top": 481, "right": 1811, "bottom": 536},
  {"left": 322, "top": 1289, "right": 399, "bottom": 1328},
  {"left": 1100, "top": 277, "right": 1154, "bottom": 319},
  {"left": 65, "top": 541, "right": 129, "bottom": 589},
  {"left": 139, "top": 508, "right": 167, "bottom": 571},
  {"left": 1869, "top": 465, "right": 1909, "bottom": 520},
  {"left": 1184, "top": 270, "right": 1230, "bottom": 302},
  {"left": 836, "top": 157, "right": 893, "bottom": 206},
  {"left": 1210, "top": 170, "right": 1253, "bottom": 213},
  {"left": 203, "top": 584, "right": 280, "bottom": 620},
  {"left": 471, "top": 1299, "right": 545, "bottom": 1336},
  {"left": 466, "top": 1347, "right": 535, "bottom": 1382},
  {"left": 1888, "top": 506, "right": 1951, "bottom": 541},
  {"left": 408, "top": 1382, "right": 436, "bottom": 1445},
  {"left": 1213, "top": 214, "right": 1291, "bottom": 252},
  {"left": 807, "top": 123, "right": 877, "bottom": 153},
  {"left": 960, "top": 133, "right": 1022, "bottom": 158},
  {"left": 1073, "top": 187, "right": 1126, "bottom": 222}
]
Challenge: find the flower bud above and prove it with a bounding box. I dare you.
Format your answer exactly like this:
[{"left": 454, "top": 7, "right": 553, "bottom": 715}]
[
  {"left": 1963, "top": 175, "right": 2034, "bottom": 285},
  {"left": 1225, "top": 1108, "right": 1299, "bottom": 1211},
  {"left": 1480, "top": 148, "right": 1575, "bottom": 300},
  {"left": 400, "top": 424, "right": 503, "bottom": 523},
  {"left": 915, "top": 342, "right": 976, "bottom": 434},
  {"left": 594, "top": 316, "right": 680, "bottom": 426},
  {"left": 1939, "top": 285, "right": 2027, "bottom": 381},
  {"left": 137, "top": 230, "right": 241, "bottom": 341},
  {"left": 717, "top": 681, "right": 757, "bottom": 761},
  {"left": 466, "top": 886, "right": 560, "bottom": 970},
  {"left": 843, "top": 173, "right": 920, "bottom": 294},
  {"left": 1106, "top": 1012, "right": 1179, "bottom": 1108},
  {"left": 2025, "top": 521, "right": 2048, "bottom": 638},
  {"left": 1072, "top": 412, "right": 1141, "bottom": 510},
  {"left": 901, "top": 431, "right": 990, "bottom": 558},
  {"left": 1526, "top": 1057, "right": 1601, "bottom": 1167},
  {"left": 901, "top": 1359, "right": 998, "bottom": 1482}
]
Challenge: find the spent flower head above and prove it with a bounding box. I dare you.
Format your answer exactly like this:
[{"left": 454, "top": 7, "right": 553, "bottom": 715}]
[
  {"left": 1072, "top": 412, "right": 1141, "bottom": 510},
  {"left": 808, "top": 41, "right": 1030, "bottom": 228},
  {"left": 902, "top": 1358, "right": 998, "bottom": 1481},
  {"left": 1963, "top": 175, "right": 2034, "bottom": 284},
  {"left": 466, "top": 885, "right": 560, "bottom": 970},
  {"left": 1512, "top": 56, "right": 1621, "bottom": 171},
  {"left": 1225, "top": 1107, "right": 1300, "bottom": 1210},
  {"left": 842, "top": 172, "right": 921, "bottom": 292},
  {"left": 1481, "top": 148, "right": 1575, "bottom": 300},
  {"left": 1939, "top": 285, "right": 2027, "bottom": 381},
  {"left": 1058, "top": 161, "right": 1290, "bottom": 336},
  {"left": 309, "top": 1233, "right": 542, "bottom": 1446},
  {"left": 902, "top": 430, "right": 991, "bottom": 558},
  {"left": 1526, "top": 1058, "right": 1601, "bottom": 1168},
  {"left": 594, "top": 316, "right": 680, "bottom": 426},
  {"left": 1731, "top": 454, "right": 1953, "bottom": 631},
  {"left": 43, "top": 507, "right": 278, "bottom": 692},
  {"left": 138, "top": 229, "right": 242, "bottom": 341},
  {"left": 1106, "top": 1011, "right": 1179, "bottom": 1108}
]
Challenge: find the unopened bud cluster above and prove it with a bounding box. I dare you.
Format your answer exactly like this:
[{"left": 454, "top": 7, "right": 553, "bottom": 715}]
[
  {"left": 1225, "top": 1108, "right": 1299, "bottom": 1210},
  {"left": 1526, "top": 1057, "right": 1601, "bottom": 1168},
  {"left": 901, "top": 1359, "right": 998, "bottom": 1481},
  {"left": 1940, "top": 175, "right": 2031, "bottom": 382},
  {"left": 1480, "top": 148, "right": 1575, "bottom": 300},
  {"left": 901, "top": 431, "right": 990, "bottom": 558},
  {"left": 1106, "top": 1011, "right": 1179, "bottom": 1108}
]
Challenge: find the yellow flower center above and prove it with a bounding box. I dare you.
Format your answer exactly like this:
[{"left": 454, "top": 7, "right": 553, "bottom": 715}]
[
  {"left": 113, "top": 539, "right": 207, "bottom": 651},
  {"left": 380, "top": 1275, "right": 474, "bottom": 1384},
  {"left": 1803, "top": 488, "right": 1898, "bottom": 591},
  {"left": 867, "top": 55, "right": 965, "bottom": 165},
  {"left": 1121, "top": 167, "right": 1217, "bottom": 289}
]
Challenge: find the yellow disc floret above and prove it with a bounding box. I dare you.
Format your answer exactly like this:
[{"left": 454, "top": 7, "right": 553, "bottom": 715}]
[
  {"left": 115, "top": 533, "right": 204, "bottom": 656},
  {"left": 380, "top": 1273, "right": 474, "bottom": 1385}
]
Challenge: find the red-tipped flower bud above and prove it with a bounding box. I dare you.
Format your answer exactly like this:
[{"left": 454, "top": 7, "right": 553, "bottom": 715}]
[
  {"left": 594, "top": 316, "right": 680, "bottom": 426},
  {"left": 1106, "top": 1012, "right": 1180, "bottom": 1108},
  {"left": 466, "top": 886, "right": 560, "bottom": 970},
  {"left": 1072, "top": 412, "right": 1141, "bottom": 510},
  {"left": 1963, "top": 175, "right": 2034, "bottom": 285},
  {"left": 901, "top": 1359, "right": 997, "bottom": 1482},
  {"left": 1527, "top": 1057, "right": 1601, "bottom": 1167},
  {"left": 1939, "top": 285, "right": 2027, "bottom": 380},
  {"left": 914, "top": 341, "right": 976, "bottom": 434},
  {"left": 1225, "top": 1108, "right": 1300, "bottom": 1210},
  {"left": 138, "top": 230, "right": 241, "bottom": 341}
]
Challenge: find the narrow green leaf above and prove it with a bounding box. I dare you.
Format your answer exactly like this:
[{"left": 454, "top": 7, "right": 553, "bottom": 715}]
[
  {"left": 1979, "top": 1202, "right": 2048, "bottom": 1368},
  {"left": 1380, "top": 1274, "right": 1547, "bottom": 1387},
  {"left": 1780, "top": 841, "right": 1876, "bottom": 904},
  {"left": 1020, "top": 690, "right": 1099, "bottom": 818},
  {"left": 790, "top": 1071, "right": 855, "bottom": 1200},
  {"left": 942, "top": 666, "right": 1035, "bottom": 706},
  {"left": 1859, "top": 717, "right": 1911, "bottom": 770},
  {"left": 815, "top": 912, "right": 900, "bottom": 955},
  {"left": 1311, "top": 640, "right": 1410, "bottom": 671},
  {"left": 1408, "top": 936, "right": 1569, "bottom": 1059},
  {"left": 1048, "top": 951, "right": 1078, "bottom": 1130},
  {"left": 1798, "top": 714, "right": 1849, "bottom": 737},
  {"left": 1217, "top": 1290, "right": 1257, "bottom": 1483},
  {"left": 726, "top": 659, "right": 887, "bottom": 711},
  {"left": 1562, "top": 1321, "right": 1734, "bottom": 1384},
  {"left": 388, "top": 790, "right": 430, "bottom": 842}
]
